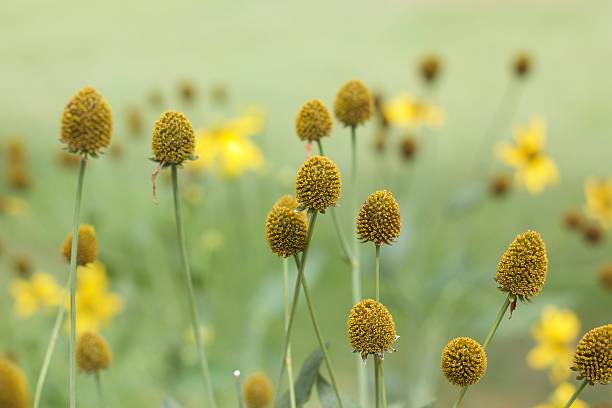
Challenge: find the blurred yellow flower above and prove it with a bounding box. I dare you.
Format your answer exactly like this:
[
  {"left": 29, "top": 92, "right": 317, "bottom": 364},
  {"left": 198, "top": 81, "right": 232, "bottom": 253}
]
[
  {"left": 527, "top": 306, "right": 580, "bottom": 383},
  {"left": 0, "top": 196, "right": 29, "bottom": 217},
  {"left": 533, "top": 382, "right": 588, "bottom": 408},
  {"left": 382, "top": 93, "right": 444, "bottom": 129},
  {"left": 189, "top": 110, "right": 265, "bottom": 179},
  {"left": 497, "top": 117, "right": 559, "bottom": 194},
  {"left": 11, "top": 272, "right": 63, "bottom": 318},
  {"left": 584, "top": 177, "right": 612, "bottom": 229}
]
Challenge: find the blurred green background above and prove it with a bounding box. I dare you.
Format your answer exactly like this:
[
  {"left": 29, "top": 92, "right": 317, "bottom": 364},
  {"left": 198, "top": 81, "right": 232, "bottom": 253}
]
[{"left": 1, "top": 0, "right": 611, "bottom": 406}]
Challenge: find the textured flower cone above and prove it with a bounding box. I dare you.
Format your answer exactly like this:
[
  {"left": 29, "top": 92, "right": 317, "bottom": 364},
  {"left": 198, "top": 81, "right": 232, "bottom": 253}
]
[
  {"left": 334, "top": 80, "right": 373, "bottom": 127},
  {"left": 151, "top": 110, "right": 195, "bottom": 164},
  {"left": 273, "top": 194, "right": 307, "bottom": 222},
  {"left": 60, "top": 86, "right": 112, "bottom": 155},
  {"left": 356, "top": 190, "right": 401, "bottom": 246},
  {"left": 347, "top": 299, "right": 398, "bottom": 361},
  {"left": 243, "top": 372, "right": 273, "bottom": 408},
  {"left": 571, "top": 324, "right": 611, "bottom": 384},
  {"left": 76, "top": 332, "right": 112, "bottom": 374},
  {"left": 295, "top": 99, "right": 333, "bottom": 141},
  {"left": 61, "top": 224, "right": 98, "bottom": 266},
  {"left": 513, "top": 53, "right": 532, "bottom": 78},
  {"left": 419, "top": 55, "right": 442, "bottom": 83},
  {"left": 441, "top": 337, "right": 488, "bottom": 387},
  {"left": 0, "top": 357, "right": 30, "bottom": 408},
  {"left": 295, "top": 156, "right": 342, "bottom": 211},
  {"left": 265, "top": 205, "right": 308, "bottom": 258},
  {"left": 495, "top": 230, "right": 548, "bottom": 299}
]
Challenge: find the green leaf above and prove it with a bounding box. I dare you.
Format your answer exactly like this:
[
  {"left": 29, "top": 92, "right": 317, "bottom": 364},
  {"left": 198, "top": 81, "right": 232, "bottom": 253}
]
[
  {"left": 316, "top": 374, "right": 358, "bottom": 408},
  {"left": 276, "top": 343, "right": 328, "bottom": 408},
  {"left": 161, "top": 396, "right": 183, "bottom": 408}
]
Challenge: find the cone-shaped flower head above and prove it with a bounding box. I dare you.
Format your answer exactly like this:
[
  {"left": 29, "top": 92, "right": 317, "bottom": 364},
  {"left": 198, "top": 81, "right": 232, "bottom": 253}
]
[
  {"left": 61, "top": 86, "right": 113, "bottom": 155},
  {"left": 419, "top": 54, "right": 442, "bottom": 83},
  {"left": 243, "top": 372, "right": 273, "bottom": 408},
  {"left": 347, "top": 299, "right": 398, "bottom": 361},
  {"left": 61, "top": 224, "right": 98, "bottom": 265},
  {"left": 571, "top": 324, "right": 611, "bottom": 384},
  {"left": 273, "top": 194, "right": 306, "bottom": 222},
  {"left": 441, "top": 337, "right": 488, "bottom": 387},
  {"left": 151, "top": 110, "right": 195, "bottom": 164},
  {"left": 76, "top": 331, "right": 112, "bottom": 374},
  {"left": 356, "top": 190, "right": 401, "bottom": 246},
  {"left": 495, "top": 230, "right": 548, "bottom": 299},
  {"left": 265, "top": 205, "right": 308, "bottom": 258},
  {"left": 295, "top": 99, "right": 333, "bottom": 142},
  {"left": 295, "top": 155, "right": 341, "bottom": 211},
  {"left": 0, "top": 357, "right": 29, "bottom": 408},
  {"left": 334, "top": 80, "right": 373, "bottom": 127},
  {"left": 513, "top": 53, "right": 532, "bottom": 78}
]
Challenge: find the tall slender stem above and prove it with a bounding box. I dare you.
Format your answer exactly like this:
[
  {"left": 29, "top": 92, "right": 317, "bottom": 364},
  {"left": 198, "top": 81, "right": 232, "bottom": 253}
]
[
  {"left": 94, "top": 373, "right": 104, "bottom": 408},
  {"left": 282, "top": 258, "right": 297, "bottom": 408},
  {"left": 233, "top": 371, "right": 244, "bottom": 408},
  {"left": 375, "top": 245, "right": 381, "bottom": 301},
  {"left": 330, "top": 209, "right": 353, "bottom": 265},
  {"left": 379, "top": 358, "right": 388, "bottom": 408},
  {"left": 316, "top": 140, "right": 325, "bottom": 156},
  {"left": 171, "top": 165, "right": 216, "bottom": 408},
  {"left": 562, "top": 379, "right": 589, "bottom": 408},
  {"left": 374, "top": 358, "right": 380, "bottom": 408},
  {"left": 69, "top": 156, "right": 87, "bottom": 408}
]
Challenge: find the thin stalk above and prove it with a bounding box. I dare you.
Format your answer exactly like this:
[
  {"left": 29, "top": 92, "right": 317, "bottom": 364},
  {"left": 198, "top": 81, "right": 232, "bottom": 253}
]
[
  {"left": 316, "top": 140, "right": 325, "bottom": 156},
  {"left": 379, "top": 358, "right": 388, "bottom": 408},
  {"left": 282, "top": 258, "right": 297, "bottom": 408},
  {"left": 69, "top": 156, "right": 87, "bottom": 408},
  {"left": 562, "top": 379, "right": 589, "bottom": 408},
  {"left": 375, "top": 245, "right": 381, "bottom": 301},
  {"left": 171, "top": 165, "right": 216, "bottom": 408},
  {"left": 94, "top": 373, "right": 104, "bottom": 408},
  {"left": 374, "top": 358, "right": 380, "bottom": 408},
  {"left": 233, "top": 370, "right": 244, "bottom": 408}
]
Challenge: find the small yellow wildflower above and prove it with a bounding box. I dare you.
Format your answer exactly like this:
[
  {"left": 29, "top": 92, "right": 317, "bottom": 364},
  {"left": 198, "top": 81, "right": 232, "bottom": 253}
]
[
  {"left": 533, "top": 382, "right": 588, "bottom": 408},
  {"left": 383, "top": 93, "right": 444, "bottom": 129},
  {"left": 584, "top": 177, "right": 612, "bottom": 229},
  {"left": 527, "top": 306, "right": 580, "bottom": 382},
  {"left": 10, "top": 272, "right": 63, "bottom": 318},
  {"left": 0, "top": 196, "right": 28, "bottom": 217},
  {"left": 497, "top": 117, "right": 559, "bottom": 194}
]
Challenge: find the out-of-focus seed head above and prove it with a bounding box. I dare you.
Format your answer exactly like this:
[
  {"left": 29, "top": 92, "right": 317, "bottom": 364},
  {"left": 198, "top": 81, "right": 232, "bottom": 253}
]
[
  {"left": 76, "top": 332, "right": 112, "bottom": 374},
  {"left": 490, "top": 174, "right": 512, "bottom": 197},
  {"left": 60, "top": 86, "right": 113, "bottom": 155},
  {"left": 179, "top": 80, "right": 197, "bottom": 104},
  {"left": 13, "top": 255, "right": 32, "bottom": 278},
  {"left": 265, "top": 205, "right": 308, "bottom": 258},
  {"left": 513, "top": 52, "right": 532, "bottom": 78},
  {"left": 441, "top": 337, "right": 487, "bottom": 387},
  {"left": 347, "top": 299, "right": 398, "bottom": 361},
  {"left": 295, "top": 156, "right": 342, "bottom": 211},
  {"left": 243, "top": 372, "right": 273, "bottom": 408},
  {"left": 334, "top": 80, "right": 373, "bottom": 127},
  {"left": 61, "top": 224, "right": 98, "bottom": 266},
  {"left": 149, "top": 90, "right": 164, "bottom": 108},
  {"left": 211, "top": 83, "right": 229, "bottom": 106},
  {"left": 419, "top": 54, "right": 442, "bottom": 83},
  {"left": 495, "top": 230, "right": 548, "bottom": 299},
  {"left": 7, "top": 164, "right": 30, "bottom": 190},
  {"left": 356, "top": 190, "right": 401, "bottom": 246},
  {"left": 0, "top": 357, "right": 29, "bottom": 408},
  {"left": 584, "top": 224, "right": 604, "bottom": 245},
  {"left": 400, "top": 136, "right": 418, "bottom": 161},
  {"left": 598, "top": 263, "right": 612, "bottom": 291},
  {"left": 127, "top": 106, "right": 144, "bottom": 137},
  {"left": 57, "top": 151, "right": 82, "bottom": 169},
  {"left": 295, "top": 99, "right": 333, "bottom": 142},
  {"left": 572, "top": 324, "right": 611, "bottom": 384},
  {"left": 151, "top": 110, "right": 196, "bottom": 164},
  {"left": 563, "top": 209, "right": 583, "bottom": 230}
]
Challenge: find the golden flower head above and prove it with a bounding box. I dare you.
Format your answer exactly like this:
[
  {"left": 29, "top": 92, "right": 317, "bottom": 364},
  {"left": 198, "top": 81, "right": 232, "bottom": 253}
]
[
  {"left": 598, "top": 263, "right": 612, "bottom": 291},
  {"left": 76, "top": 331, "right": 112, "bottom": 374},
  {"left": 334, "top": 79, "right": 373, "bottom": 127},
  {"left": 295, "top": 99, "right": 333, "bottom": 142},
  {"left": 356, "top": 190, "right": 401, "bottom": 246},
  {"left": 273, "top": 194, "right": 299, "bottom": 210},
  {"left": 419, "top": 54, "right": 442, "bottom": 83},
  {"left": 60, "top": 86, "right": 113, "bottom": 156},
  {"left": 495, "top": 230, "right": 548, "bottom": 299},
  {"left": 513, "top": 52, "right": 532, "bottom": 78},
  {"left": 347, "top": 299, "right": 398, "bottom": 361},
  {"left": 441, "top": 337, "right": 487, "bottom": 387},
  {"left": 572, "top": 324, "right": 611, "bottom": 384},
  {"left": 151, "top": 110, "right": 196, "bottom": 164},
  {"left": 265, "top": 205, "right": 308, "bottom": 258},
  {"left": 295, "top": 155, "right": 341, "bottom": 211},
  {"left": 61, "top": 224, "right": 98, "bottom": 266},
  {"left": 243, "top": 372, "right": 273, "bottom": 408},
  {"left": 0, "top": 357, "right": 29, "bottom": 408}
]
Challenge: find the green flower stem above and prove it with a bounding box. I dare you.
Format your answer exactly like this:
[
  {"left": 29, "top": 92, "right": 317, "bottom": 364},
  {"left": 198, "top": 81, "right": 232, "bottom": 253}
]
[
  {"left": 94, "top": 373, "right": 104, "bottom": 408},
  {"left": 562, "top": 379, "right": 589, "bottom": 408},
  {"left": 379, "top": 358, "right": 388, "bottom": 408},
  {"left": 375, "top": 245, "right": 381, "bottom": 301},
  {"left": 234, "top": 371, "right": 245, "bottom": 408},
  {"left": 282, "top": 258, "right": 297, "bottom": 408},
  {"left": 171, "top": 165, "right": 216, "bottom": 408},
  {"left": 69, "top": 156, "right": 87, "bottom": 408},
  {"left": 374, "top": 358, "right": 380, "bottom": 408},
  {"left": 316, "top": 140, "right": 325, "bottom": 156}
]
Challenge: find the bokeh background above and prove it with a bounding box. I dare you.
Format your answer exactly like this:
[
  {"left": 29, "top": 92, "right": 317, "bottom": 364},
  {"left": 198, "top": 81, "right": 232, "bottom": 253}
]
[{"left": 1, "top": 0, "right": 611, "bottom": 406}]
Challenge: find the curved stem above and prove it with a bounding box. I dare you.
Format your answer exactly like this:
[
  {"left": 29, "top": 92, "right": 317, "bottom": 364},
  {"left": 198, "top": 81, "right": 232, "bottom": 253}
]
[
  {"left": 282, "top": 258, "right": 297, "bottom": 408},
  {"left": 562, "top": 379, "right": 589, "bottom": 408},
  {"left": 171, "top": 165, "right": 217, "bottom": 408}
]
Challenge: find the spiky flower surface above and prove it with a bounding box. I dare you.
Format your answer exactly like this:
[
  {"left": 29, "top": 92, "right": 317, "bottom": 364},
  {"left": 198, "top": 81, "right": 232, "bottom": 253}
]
[
  {"left": 0, "top": 358, "right": 29, "bottom": 408},
  {"left": 420, "top": 55, "right": 441, "bottom": 83},
  {"left": 76, "top": 332, "right": 112, "bottom": 374},
  {"left": 441, "top": 337, "right": 487, "bottom": 387},
  {"left": 151, "top": 110, "right": 195, "bottom": 164},
  {"left": 295, "top": 99, "right": 333, "bottom": 142},
  {"left": 273, "top": 194, "right": 306, "bottom": 222},
  {"left": 572, "top": 324, "right": 611, "bottom": 384},
  {"left": 61, "top": 86, "right": 112, "bottom": 155},
  {"left": 61, "top": 224, "right": 98, "bottom": 266},
  {"left": 356, "top": 190, "right": 401, "bottom": 246},
  {"left": 347, "top": 299, "right": 397, "bottom": 361},
  {"left": 334, "top": 80, "right": 373, "bottom": 127},
  {"left": 243, "top": 372, "right": 273, "bottom": 408},
  {"left": 495, "top": 230, "right": 548, "bottom": 299},
  {"left": 514, "top": 53, "right": 532, "bottom": 78},
  {"left": 265, "top": 205, "right": 307, "bottom": 258},
  {"left": 295, "top": 156, "right": 341, "bottom": 211}
]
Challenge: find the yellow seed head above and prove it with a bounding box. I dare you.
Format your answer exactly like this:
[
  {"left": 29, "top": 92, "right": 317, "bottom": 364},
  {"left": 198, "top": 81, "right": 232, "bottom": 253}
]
[
  {"left": 265, "top": 205, "right": 308, "bottom": 258},
  {"left": 295, "top": 99, "right": 333, "bottom": 142},
  {"left": 572, "top": 324, "right": 611, "bottom": 384},
  {"left": 295, "top": 156, "right": 341, "bottom": 211},
  {"left": 61, "top": 224, "right": 98, "bottom": 265},
  {"left": 495, "top": 230, "right": 548, "bottom": 299},
  {"left": 347, "top": 299, "right": 397, "bottom": 361},
  {"left": 273, "top": 194, "right": 299, "bottom": 210},
  {"left": 441, "top": 337, "right": 487, "bottom": 387},
  {"left": 151, "top": 110, "right": 195, "bottom": 164},
  {"left": 60, "top": 86, "right": 113, "bottom": 155},
  {"left": 76, "top": 332, "right": 112, "bottom": 374},
  {"left": 243, "top": 372, "right": 273, "bottom": 408},
  {"left": 419, "top": 54, "right": 442, "bottom": 83},
  {"left": 513, "top": 53, "right": 532, "bottom": 78},
  {"left": 0, "top": 357, "right": 30, "bottom": 408},
  {"left": 334, "top": 80, "right": 373, "bottom": 127},
  {"left": 356, "top": 190, "right": 401, "bottom": 246}
]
